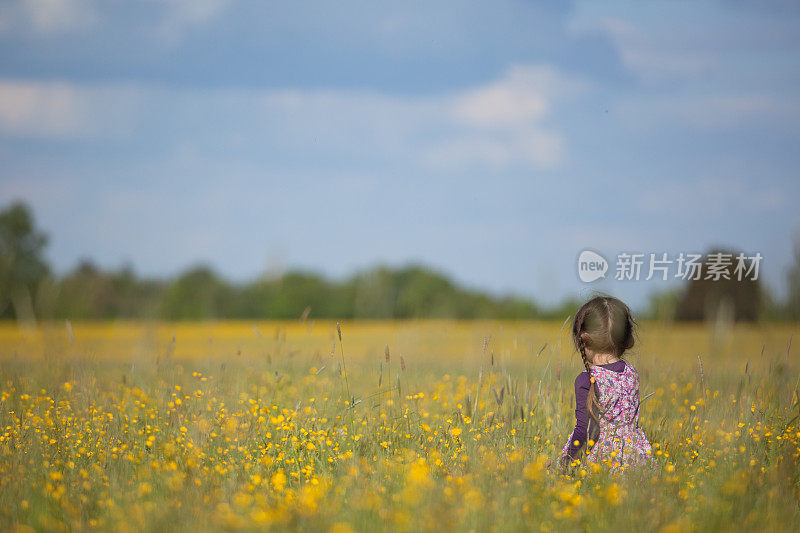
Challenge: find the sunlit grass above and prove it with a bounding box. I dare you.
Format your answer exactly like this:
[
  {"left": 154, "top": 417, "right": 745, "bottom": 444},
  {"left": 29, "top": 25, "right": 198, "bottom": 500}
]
[{"left": 0, "top": 320, "right": 798, "bottom": 531}]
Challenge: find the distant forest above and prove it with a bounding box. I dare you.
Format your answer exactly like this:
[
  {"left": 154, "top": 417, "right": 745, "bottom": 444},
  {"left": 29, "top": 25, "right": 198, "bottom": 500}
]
[
  {"left": 0, "top": 201, "right": 579, "bottom": 321},
  {"left": 35, "top": 261, "right": 572, "bottom": 321},
  {"left": 2, "top": 201, "right": 798, "bottom": 322}
]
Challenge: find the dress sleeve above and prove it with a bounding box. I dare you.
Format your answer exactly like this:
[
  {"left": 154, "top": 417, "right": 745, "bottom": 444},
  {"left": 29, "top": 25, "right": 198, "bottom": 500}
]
[{"left": 565, "top": 371, "right": 591, "bottom": 460}]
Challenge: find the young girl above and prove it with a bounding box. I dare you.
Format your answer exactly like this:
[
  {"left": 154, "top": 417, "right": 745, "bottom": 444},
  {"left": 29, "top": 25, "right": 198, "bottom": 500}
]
[{"left": 557, "top": 296, "right": 655, "bottom": 473}]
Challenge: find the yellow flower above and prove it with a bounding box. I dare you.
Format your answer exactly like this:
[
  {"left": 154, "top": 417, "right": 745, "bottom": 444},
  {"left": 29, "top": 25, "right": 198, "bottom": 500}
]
[
  {"left": 407, "top": 458, "right": 432, "bottom": 488},
  {"left": 271, "top": 470, "right": 287, "bottom": 492}
]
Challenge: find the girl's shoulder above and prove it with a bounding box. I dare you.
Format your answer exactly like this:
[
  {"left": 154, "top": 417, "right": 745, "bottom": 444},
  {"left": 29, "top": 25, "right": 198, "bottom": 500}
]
[
  {"left": 616, "top": 360, "right": 641, "bottom": 382},
  {"left": 622, "top": 360, "right": 638, "bottom": 375},
  {"left": 574, "top": 370, "right": 591, "bottom": 390}
]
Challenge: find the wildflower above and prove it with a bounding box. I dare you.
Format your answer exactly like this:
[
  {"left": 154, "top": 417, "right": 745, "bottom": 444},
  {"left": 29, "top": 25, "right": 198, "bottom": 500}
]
[{"left": 272, "top": 470, "right": 287, "bottom": 492}]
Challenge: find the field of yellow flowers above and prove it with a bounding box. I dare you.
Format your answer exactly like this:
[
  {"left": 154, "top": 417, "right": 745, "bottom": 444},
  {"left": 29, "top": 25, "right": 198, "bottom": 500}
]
[{"left": 1, "top": 319, "right": 799, "bottom": 532}]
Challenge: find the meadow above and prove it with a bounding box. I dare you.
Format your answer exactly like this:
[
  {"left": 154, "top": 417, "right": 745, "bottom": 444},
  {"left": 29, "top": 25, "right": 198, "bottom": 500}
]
[{"left": 0, "top": 319, "right": 799, "bottom": 532}]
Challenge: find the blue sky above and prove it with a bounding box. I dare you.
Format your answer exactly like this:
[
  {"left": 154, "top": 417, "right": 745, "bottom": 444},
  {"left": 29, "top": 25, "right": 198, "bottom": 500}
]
[{"left": 1, "top": 0, "right": 799, "bottom": 310}]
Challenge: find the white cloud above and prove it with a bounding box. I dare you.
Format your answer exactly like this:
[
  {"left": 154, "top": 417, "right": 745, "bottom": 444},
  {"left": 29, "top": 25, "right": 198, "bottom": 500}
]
[
  {"left": 568, "top": 12, "right": 800, "bottom": 131},
  {"left": 0, "top": 80, "right": 90, "bottom": 138},
  {"left": 23, "top": 0, "right": 98, "bottom": 33},
  {"left": 637, "top": 176, "right": 787, "bottom": 217},
  {"left": 0, "top": 64, "right": 576, "bottom": 171},
  {"left": 423, "top": 130, "right": 562, "bottom": 170},
  {"left": 0, "top": 0, "right": 228, "bottom": 39},
  {"left": 587, "top": 17, "right": 716, "bottom": 82},
  {"left": 0, "top": 79, "right": 143, "bottom": 139},
  {"left": 436, "top": 64, "right": 578, "bottom": 169},
  {"left": 617, "top": 93, "right": 800, "bottom": 131},
  {"left": 452, "top": 64, "right": 580, "bottom": 127},
  {"left": 454, "top": 69, "right": 547, "bottom": 127},
  {"left": 0, "top": 0, "right": 100, "bottom": 35},
  {"left": 163, "top": 0, "right": 228, "bottom": 25},
  {"left": 150, "top": 0, "right": 230, "bottom": 43}
]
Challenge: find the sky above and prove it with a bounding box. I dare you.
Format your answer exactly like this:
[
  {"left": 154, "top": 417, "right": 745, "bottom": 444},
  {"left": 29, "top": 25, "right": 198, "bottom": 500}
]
[{"left": 1, "top": 0, "right": 799, "bottom": 311}]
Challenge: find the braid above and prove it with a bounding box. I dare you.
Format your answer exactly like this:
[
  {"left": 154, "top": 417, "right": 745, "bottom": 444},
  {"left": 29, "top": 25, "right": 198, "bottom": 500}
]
[
  {"left": 579, "top": 342, "right": 591, "bottom": 377},
  {"left": 579, "top": 337, "right": 604, "bottom": 426}
]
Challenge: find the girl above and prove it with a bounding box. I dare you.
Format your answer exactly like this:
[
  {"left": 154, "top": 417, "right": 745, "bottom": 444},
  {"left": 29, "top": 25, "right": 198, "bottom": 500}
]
[{"left": 557, "top": 295, "right": 655, "bottom": 474}]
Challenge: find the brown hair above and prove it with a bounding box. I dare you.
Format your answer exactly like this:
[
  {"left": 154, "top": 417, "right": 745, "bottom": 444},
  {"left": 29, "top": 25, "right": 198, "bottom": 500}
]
[{"left": 571, "top": 295, "right": 637, "bottom": 430}]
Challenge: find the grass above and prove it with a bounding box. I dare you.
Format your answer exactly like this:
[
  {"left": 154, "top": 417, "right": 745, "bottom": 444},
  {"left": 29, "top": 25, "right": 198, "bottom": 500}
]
[{"left": 0, "top": 319, "right": 798, "bottom": 532}]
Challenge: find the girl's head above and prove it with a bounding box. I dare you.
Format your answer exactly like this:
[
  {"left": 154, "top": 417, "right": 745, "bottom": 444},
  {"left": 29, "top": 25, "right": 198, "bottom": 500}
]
[{"left": 572, "top": 295, "right": 636, "bottom": 364}]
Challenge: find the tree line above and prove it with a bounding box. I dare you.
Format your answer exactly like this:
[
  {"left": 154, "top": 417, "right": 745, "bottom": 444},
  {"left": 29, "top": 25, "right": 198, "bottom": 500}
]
[
  {"left": 2, "top": 201, "right": 798, "bottom": 322},
  {"left": 2, "top": 201, "right": 584, "bottom": 321},
  {"left": 34, "top": 260, "right": 568, "bottom": 320}
]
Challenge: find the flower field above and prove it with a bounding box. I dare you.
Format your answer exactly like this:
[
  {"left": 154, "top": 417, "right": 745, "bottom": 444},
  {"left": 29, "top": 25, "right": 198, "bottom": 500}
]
[{"left": 1, "top": 319, "right": 799, "bottom": 532}]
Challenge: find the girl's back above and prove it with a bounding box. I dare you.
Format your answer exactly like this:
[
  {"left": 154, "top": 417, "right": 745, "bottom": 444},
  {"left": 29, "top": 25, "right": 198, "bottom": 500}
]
[{"left": 581, "top": 360, "right": 653, "bottom": 468}]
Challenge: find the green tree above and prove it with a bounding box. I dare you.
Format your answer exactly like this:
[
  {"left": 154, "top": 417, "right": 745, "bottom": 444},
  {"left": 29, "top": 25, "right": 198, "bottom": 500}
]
[
  {"left": 539, "top": 296, "right": 583, "bottom": 321},
  {"left": 351, "top": 266, "right": 397, "bottom": 319},
  {"left": 159, "top": 265, "right": 232, "bottom": 320},
  {"left": 674, "top": 249, "right": 762, "bottom": 322},
  {"left": 52, "top": 261, "right": 164, "bottom": 319},
  {"left": 786, "top": 238, "right": 800, "bottom": 320},
  {"left": 644, "top": 286, "right": 683, "bottom": 321},
  {"left": 394, "top": 265, "right": 459, "bottom": 318},
  {"left": 0, "top": 202, "right": 50, "bottom": 320}
]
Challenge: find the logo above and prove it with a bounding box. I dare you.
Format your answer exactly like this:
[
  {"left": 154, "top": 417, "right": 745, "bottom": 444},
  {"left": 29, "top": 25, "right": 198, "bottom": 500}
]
[
  {"left": 577, "top": 250, "right": 608, "bottom": 283},
  {"left": 575, "top": 250, "right": 762, "bottom": 283}
]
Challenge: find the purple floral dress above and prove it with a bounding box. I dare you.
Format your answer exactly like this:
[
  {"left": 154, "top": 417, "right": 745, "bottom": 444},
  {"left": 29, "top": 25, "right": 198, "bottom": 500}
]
[{"left": 559, "top": 361, "right": 656, "bottom": 471}]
